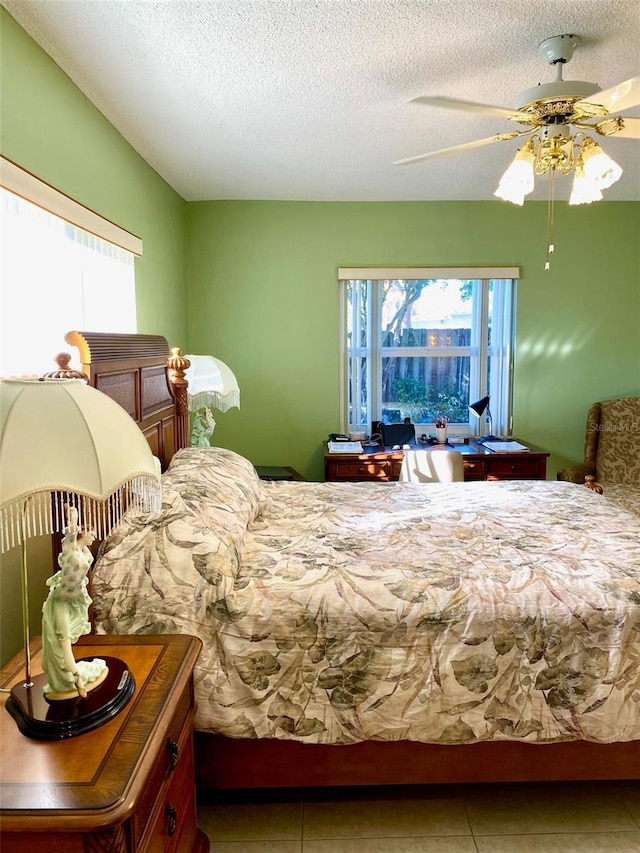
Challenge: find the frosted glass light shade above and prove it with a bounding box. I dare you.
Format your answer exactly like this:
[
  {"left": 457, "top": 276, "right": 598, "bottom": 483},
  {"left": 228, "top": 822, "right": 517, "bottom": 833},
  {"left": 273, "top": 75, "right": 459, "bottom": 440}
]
[
  {"left": 185, "top": 354, "right": 240, "bottom": 413},
  {"left": 581, "top": 140, "right": 623, "bottom": 190},
  {"left": 0, "top": 378, "right": 161, "bottom": 551},
  {"left": 569, "top": 166, "right": 604, "bottom": 205},
  {"left": 494, "top": 143, "right": 535, "bottom": 205}
]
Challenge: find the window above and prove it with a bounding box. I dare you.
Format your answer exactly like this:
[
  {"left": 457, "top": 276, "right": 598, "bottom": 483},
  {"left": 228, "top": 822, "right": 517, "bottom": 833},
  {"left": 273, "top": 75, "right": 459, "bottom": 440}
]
[
  {"left": 0, "top": 157, "right": 141, "bottom": 378},
  {"left": 339, "top": 267, "right": 518, "bottom": 437}
]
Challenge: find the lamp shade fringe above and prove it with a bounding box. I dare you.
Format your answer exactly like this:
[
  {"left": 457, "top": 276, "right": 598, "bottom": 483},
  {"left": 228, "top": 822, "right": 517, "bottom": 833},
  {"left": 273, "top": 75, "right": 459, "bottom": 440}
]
[
  {"left": 188, "top": 388, "right": 240, "bottom": 413},
  {"left": 0, "top": 476, "right": 161, "bottom": 554}
]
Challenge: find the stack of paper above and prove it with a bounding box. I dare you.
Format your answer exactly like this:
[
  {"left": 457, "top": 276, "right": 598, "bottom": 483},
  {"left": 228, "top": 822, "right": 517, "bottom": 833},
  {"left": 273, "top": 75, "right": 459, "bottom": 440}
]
[
  {"left": 483, "top": 440, "right": 529, "bottom": 453},
  {"left": 327, "top": 441, "right": 363, "bottom": 453}
]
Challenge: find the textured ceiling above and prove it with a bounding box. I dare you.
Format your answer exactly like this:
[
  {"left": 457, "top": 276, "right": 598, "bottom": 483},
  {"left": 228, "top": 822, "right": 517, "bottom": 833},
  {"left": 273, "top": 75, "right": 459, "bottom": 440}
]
[{"left": 3, "top": 0, "right": 639, "bottom": 201}]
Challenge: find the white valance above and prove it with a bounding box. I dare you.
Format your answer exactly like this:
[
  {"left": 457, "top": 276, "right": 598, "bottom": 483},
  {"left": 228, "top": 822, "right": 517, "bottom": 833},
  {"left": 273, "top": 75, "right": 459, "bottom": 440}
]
[
  {"left": 0, "top": 156, "right": 143, "bottom": 256},
  {"left": 338, "top": 266, "right": 519, "bottom": 280}
]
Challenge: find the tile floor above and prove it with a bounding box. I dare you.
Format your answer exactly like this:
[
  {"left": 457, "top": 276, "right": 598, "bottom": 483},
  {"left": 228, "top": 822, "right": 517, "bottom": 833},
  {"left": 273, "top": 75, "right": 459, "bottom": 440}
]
[{"left": 197, "top": 779, "right": 640, "bottom": 852}]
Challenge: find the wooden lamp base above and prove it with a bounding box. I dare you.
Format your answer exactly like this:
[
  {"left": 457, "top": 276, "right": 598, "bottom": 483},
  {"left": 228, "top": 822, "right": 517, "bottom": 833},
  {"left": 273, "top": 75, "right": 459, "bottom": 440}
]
[{"left": 6, "top": 656, "right": 134, "bottom": 740}]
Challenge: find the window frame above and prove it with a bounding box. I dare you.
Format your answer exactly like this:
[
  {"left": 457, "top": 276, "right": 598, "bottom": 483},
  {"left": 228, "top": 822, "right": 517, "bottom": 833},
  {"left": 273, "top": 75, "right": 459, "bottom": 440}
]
[{"left": 338, "top": 266, "right": 518, "bottom": 438}]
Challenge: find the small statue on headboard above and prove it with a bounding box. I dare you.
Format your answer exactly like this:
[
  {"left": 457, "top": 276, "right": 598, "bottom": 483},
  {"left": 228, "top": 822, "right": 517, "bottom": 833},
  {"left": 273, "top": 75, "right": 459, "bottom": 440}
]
[
  {"left": 190, "top": 406, "right": 216, "bottom": 447},
  {"left": 41, "top": 505, "right": 107, "bottom": 699}
]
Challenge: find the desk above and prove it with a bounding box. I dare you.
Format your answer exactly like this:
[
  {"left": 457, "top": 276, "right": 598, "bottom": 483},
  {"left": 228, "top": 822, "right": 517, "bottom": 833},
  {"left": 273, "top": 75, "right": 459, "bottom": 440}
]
[{"left": 324, "top": 440, "right": 549, "bottom": 482}]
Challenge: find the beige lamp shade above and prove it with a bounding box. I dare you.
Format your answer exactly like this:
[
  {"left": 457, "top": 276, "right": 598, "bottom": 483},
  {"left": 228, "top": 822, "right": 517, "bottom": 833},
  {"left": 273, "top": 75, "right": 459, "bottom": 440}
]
[
  {"left": 185, "top": 355, "right": 240, "bottom": 413},
  {"left": 0, "top": 378, "right": 161, "bottom": 551}
]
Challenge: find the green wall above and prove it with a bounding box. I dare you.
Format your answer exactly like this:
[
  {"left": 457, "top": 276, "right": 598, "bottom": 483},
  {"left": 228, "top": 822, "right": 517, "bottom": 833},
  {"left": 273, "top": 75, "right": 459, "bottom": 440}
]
[
  {"left": 0, "top": 9, "right": 189, "bottom": 663},
  {"left": 0, "top": 8, "right": 189, "bottom": 345},
  {"left": 186, "top": 199, "right": 640, "bottom": 481}
]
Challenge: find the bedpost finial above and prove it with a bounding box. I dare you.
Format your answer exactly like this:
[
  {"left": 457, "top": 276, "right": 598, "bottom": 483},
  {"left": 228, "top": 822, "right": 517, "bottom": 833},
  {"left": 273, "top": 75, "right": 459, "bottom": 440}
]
[
  {"left": 40, "top": 352, "right": 89, "bottom": 382},
  {"left": 167, "top": 347, "right": 190, "bottom": 449},
  {"left": 168, "top": 347, "right": 190, "bottom": 377}
]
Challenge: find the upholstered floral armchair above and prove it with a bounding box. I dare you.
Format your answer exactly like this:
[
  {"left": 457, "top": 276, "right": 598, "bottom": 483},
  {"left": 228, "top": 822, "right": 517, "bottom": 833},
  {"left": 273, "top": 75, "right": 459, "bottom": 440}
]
[{"left": 557, "top": 397, "right": 640, "bottom": 512}]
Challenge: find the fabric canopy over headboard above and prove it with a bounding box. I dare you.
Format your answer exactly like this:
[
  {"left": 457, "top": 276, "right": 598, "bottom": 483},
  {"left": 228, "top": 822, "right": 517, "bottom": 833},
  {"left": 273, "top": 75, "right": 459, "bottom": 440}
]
[{"left": 64, "top": 331, "right": 190, "bottom": 470}]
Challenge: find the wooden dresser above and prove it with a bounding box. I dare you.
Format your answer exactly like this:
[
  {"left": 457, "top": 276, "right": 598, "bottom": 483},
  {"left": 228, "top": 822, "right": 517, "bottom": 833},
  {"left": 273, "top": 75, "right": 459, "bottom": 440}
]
[
  {"left": 325, "top": 440, "right": 549, "bottom": 482},
  {"left": 0, "top": 634, "right": 209, "bottom": 853}
]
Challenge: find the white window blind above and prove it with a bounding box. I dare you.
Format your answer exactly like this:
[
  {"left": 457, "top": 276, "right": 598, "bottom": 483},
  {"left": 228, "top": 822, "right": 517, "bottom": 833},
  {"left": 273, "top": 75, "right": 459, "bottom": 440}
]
[{"left": 1, "top": 188, "right": 138, "bottom": 377}]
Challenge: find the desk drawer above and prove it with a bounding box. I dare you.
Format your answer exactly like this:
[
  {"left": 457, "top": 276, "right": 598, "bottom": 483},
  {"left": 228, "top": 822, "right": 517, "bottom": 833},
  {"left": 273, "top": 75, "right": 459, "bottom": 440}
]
[
  {"left": 486, "top": 456, "right": 543, "bottom": 479},
  {"left": 462, "top": 459, "right": 487, "bottom": 481},
  {"left": 329, "top": 460, "right": 392, "bottom": 481}
]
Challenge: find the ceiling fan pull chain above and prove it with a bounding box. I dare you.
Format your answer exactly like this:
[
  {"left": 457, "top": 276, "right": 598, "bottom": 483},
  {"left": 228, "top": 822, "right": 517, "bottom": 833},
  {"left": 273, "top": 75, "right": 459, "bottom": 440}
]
[{"left": 545, "top": 171, "right": 556, "bottom": 271}]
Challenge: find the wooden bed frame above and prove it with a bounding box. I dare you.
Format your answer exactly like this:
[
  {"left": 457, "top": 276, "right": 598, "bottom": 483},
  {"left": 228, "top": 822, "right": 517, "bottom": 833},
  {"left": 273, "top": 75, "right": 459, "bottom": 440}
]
[
  {"left": 65, "top": 330, "right": 190, "bottom": 470},
  {"left": 66, "top": 331, "right": 640, "bottom": 790}
]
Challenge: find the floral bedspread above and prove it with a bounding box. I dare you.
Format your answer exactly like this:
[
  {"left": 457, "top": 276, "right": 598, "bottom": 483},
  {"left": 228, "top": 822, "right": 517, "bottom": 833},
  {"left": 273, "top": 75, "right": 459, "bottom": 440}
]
[{"left": 93, "top": 448, "right": 640, "bottom": 745}]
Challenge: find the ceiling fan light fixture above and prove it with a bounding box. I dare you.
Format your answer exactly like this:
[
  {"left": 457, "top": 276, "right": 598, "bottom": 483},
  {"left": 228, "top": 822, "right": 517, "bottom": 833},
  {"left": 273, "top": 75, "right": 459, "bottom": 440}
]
[
  {"left": 494, "top": 140, "right": 536, "bottom": 205},
  {"left": 494, "top": 177, "right": 526, "bottom": 205},
  {"left": 536, "top": 128, "right": 574, "bottom": 175},
  {"left": 580, "top": 137, "right": 623, "bottom": 189},
  {"left": 395, "top": 34, "right": 638, "bottom": 236},
  {"left": 569, "top": 164, "right": 603, "bottom": 205}
]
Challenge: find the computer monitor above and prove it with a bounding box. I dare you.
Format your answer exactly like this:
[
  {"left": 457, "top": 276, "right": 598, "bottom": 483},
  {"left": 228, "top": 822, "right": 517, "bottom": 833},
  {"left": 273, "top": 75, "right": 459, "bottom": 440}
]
[{"left": 380, "top": 422, "right": 416, "bottom": 448}]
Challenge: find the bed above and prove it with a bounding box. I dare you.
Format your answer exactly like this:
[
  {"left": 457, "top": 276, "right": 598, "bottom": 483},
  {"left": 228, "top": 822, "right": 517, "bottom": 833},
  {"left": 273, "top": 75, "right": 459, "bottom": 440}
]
[{"left": 67, "top": 331, "right": 640, "bottom": 789}]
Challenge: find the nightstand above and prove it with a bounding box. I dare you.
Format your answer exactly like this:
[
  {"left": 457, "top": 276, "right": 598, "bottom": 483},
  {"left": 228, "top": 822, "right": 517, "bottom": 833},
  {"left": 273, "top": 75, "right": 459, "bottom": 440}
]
[
  {"left": 0, "top": 634, "right": 210, "bottom": 853},
  {"left": 256, "top": 465, "right": 305, "bottom": 481}
]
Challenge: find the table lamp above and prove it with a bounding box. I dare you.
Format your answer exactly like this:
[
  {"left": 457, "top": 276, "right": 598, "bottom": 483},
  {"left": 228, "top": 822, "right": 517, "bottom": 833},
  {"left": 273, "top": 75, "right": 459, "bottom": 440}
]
[
  {"left": 469, "top": 395, "right": 499, "bottom": 442},
  {"left": 0, "top": 375, "right": 161, "bottom": 739},
  {"left": 184, "top": 354, "right": 240, "bottom": 447}
]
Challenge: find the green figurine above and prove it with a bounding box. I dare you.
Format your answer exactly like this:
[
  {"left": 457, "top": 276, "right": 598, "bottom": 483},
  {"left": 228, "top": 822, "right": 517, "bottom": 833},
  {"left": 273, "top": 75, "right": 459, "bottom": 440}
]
[{"left": 41, "top": 505, "right": 107, "bottom": 699}]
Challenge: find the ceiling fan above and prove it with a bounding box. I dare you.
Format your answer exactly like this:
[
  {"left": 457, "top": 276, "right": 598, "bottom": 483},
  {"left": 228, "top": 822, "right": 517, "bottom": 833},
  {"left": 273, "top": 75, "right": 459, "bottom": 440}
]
[{"left": 395, "top": 33, "right": 640, "bottom": 206}]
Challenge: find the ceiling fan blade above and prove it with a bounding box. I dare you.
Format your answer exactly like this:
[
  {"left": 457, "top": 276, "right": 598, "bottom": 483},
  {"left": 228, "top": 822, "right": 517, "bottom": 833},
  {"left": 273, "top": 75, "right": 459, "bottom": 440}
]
[
  {"left": 577, "top": 75, "right": 640, "bottom": 115},
  {"left": 411, "top": 95, "right": 533, "bottom": 122},
  {"left": 577, "top": 115, "right": 640, "bottom": 139},
  {"left": 394, "top": 131, "right": 529, "bottom": 167},
  {"left": 606, "top": 116, "right": 640, "bottom": 139}
]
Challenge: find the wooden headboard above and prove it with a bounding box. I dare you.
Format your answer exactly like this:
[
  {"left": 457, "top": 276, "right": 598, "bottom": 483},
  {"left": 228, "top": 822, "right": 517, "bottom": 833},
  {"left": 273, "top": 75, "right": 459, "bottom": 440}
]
[{"left": 64, "top": 331, "right": 191, "bottom": 469}]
